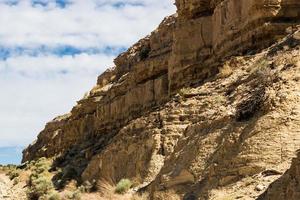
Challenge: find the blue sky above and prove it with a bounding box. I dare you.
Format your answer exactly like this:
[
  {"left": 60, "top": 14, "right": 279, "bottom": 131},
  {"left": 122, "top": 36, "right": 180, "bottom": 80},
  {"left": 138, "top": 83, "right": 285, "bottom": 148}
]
[
  {"left": 0, "top": 147, "right": 23, "bottom": 165},
  {"left": 0, "top": 0, "right": 175, "bottom": 164}
]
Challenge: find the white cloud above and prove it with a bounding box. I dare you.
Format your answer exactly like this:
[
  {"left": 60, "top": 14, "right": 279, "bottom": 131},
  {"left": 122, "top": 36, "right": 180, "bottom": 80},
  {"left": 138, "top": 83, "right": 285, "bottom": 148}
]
[
  {"left": 0, "top": 0, "right": 175, "bottom": 48},
  {"left": 0, "top": 53, "right": 115, "bottom": 76},
  {"left": 0, "top": 0, "right": 176, "bottom": 149},
  {"left": 0, "top": 72, "right": 97, "bottom": 146}
]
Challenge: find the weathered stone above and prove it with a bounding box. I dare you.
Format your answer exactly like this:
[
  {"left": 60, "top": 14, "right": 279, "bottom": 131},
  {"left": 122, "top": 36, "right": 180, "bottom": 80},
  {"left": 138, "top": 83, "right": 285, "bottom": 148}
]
[
  {"left": 22, "top": 1, "right": 300, "bottom": 199},
  {"left": 161, "top": 169, "right": 195, "bottom": 188},
  {"left": 256, "top": 184, "right": 265, "bottom": 191},
  {"left": 259, "top": 151, "right": 300, "bottom": 200},
  {"left": 176, "top": 0, "right": 212, "bottom": 19}
]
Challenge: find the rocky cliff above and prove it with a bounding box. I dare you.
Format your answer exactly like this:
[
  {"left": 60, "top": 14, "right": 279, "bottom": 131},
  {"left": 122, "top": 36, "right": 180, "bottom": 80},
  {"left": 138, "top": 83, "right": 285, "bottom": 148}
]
[
  {"left": 23, "top": 0, "right": 300, "bottom": 199},
  {"left": 258, "top": 150, "right": 300, "bottom": 200}
]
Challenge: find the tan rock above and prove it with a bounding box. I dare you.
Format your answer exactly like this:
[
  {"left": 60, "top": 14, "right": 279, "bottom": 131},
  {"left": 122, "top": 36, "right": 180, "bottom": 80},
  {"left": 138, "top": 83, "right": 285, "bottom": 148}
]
[
  {"left": 161, "top": 169, "right": 195, "bottom": 188},
  {"left": 21, "top": 1, "right": 300, "bottom": 200}
]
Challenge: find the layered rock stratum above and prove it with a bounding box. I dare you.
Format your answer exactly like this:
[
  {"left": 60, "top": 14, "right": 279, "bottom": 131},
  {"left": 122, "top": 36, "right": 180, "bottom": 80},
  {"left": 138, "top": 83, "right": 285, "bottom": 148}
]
[{"left": 22, "top": 0, "right": 300, "bottom": 199}]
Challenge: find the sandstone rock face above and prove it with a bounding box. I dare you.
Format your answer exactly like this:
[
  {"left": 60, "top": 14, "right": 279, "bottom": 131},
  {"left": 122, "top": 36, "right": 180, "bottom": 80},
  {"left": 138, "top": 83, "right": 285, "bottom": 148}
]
[
  {"left": 22, "top": 15, "right": 176, "bottom": 162},
  {"left": 23, "top": 0, "right": 300, "bottom": 162},
  {"left": 176, "top": 0, "right": 212, "bottom": 19},
  {"left": 169, "top": 0, "right": 300, "bottom": 91},
  {"left": 22, "top": 1, "right": 300, "bottom": 199},
  {"left": 258, "top": 151, "right": 300, "bottom": 200},
  {"left": 82, "top": 36, "right": 300, "bottom": 199}
]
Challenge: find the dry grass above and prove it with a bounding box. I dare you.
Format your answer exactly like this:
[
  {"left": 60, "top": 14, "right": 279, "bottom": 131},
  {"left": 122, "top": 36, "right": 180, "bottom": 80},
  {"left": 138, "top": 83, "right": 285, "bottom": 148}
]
[
  {"left": 218, "top": 64, "right": 233, "bottom": 78},
  {"left": 26, "top": 158, "right": 56, "bottom": 200},
  {"left": 153, "top": 190, "right": 181, "bottom": 200},
  {"left": 179, "top": 87, "right": 192, "bottom": 97},
  {"left": 90, "top": 179, "right": 148, "bottom": 200}
]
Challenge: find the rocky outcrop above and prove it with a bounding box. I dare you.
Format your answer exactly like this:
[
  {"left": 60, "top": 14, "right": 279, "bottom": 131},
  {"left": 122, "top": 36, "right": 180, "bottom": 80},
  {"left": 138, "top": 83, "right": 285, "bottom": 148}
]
[
  {"left": 23, "top": 0, "right": 300, "bottom": 162},
  {"left": 23, "top": 1, "right": 300, "bottom": 199},
  {"left": 22, "top": 15, "right": 176, "bottom": 162},
  {"left": 258, "top": 151, "right": 300, "bottom": 200},
  {"left": 81, "top": 32, "right": 300, "bottom": 199},
  {"left": 169, "top": 0, "right": 300, "bottom": 91},
  {"left": 151, "top": 43, "right": 300, "bottom": 199}
]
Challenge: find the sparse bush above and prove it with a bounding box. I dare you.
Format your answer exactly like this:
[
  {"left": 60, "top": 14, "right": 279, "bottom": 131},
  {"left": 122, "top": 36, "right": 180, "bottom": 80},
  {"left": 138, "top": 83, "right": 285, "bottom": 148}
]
[
  {"left": 47, "top": 191, "right": 61, "bottom": 200},
  {"left": 34, "top": 158, "right": 51, "bottom": 173},
  {"left": 179, "top": 87, "right": 192, "bottom": 97},
  {"left": 65, "top": 190, "right": 81, "bottom": 200},
  {"left": 27, "top": 176, "right": 54, "bottom": 199},
  {"left": 27, "top": 157, "right": 56, "bottom": 200},
  {"left": 254, "top": 59, "right": 271, "bottom": 76},
  {"left": 115, "top": 179, "right": 132, "bottom": 194},
  {"left": 218, "top": 64, "right": 233, "bottom": 78},
  {"left": 248, "top": 58, "right": 269, "bottom": 75},
  {"left": 7, "top": 169, "right": 20, "bottom": 180},
  {"left": 236, "top": 87, "right": 265, "bottom": 122},
  {"left": 72, "top": 190, "right": 81, "bottom": 200},
  {"left": 13, "top": 177, "right": 20, "bottom": 185},
  {"left": 248, "top": 58, "right": 276, "bottom": 88}
]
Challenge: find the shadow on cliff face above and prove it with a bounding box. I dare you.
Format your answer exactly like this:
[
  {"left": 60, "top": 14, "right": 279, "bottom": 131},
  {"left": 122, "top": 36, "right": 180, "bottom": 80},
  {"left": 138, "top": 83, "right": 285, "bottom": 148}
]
[
  {"left": 50, "top": 129, "right": 119, "bottom": 189},
  {"left": 51, "top": 145, "right": 85, "bottom": 189}
]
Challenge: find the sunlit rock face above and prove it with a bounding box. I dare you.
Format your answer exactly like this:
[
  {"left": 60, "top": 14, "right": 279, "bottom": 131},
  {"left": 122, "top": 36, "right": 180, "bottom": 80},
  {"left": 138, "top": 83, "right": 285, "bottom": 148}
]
[
  {"left": 175, "top": 0, "right": 212, "bottom": 19},
  {"left": 259, "top": 150, "right": 300, "bottom": 200},
  {"left": 169, "top": 0, "right": 300, "bottom": 91},
  {"left": 22, "top": 0, "right": 300, "bottom": 199}
]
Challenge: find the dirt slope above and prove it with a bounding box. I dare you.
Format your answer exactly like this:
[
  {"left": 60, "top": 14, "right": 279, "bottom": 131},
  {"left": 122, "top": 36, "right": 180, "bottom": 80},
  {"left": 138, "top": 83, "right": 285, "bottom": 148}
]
[
  {"left": 0, "top": 173, "right": 10, "bottom": 199},
  {"left": 0, "top": 172, "right": 27, "bottom": 200}
]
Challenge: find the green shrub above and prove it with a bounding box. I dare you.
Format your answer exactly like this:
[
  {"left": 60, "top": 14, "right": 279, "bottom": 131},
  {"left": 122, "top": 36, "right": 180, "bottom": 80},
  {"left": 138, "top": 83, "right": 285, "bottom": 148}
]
[
  {"left": 72, "top": 190, "right": 81, "bottom": 200},
  {"left": 47, "top": 191, "right": 61, "bottom": 200},
  {"left": 7, "top": 169, "right": 20, "bottom": 180},
  {"left": 115, "top": 179, "right": 132, "bottom": 194},
  {"left": 254, "top": 59, "right": 270, "bottom": 75},
  {"left": 27, "top": 157, "right": 56, "bottom": 200},
  {"left": 218, "top": 64, "right": 233, "bottom": 78},
  {"left": 178, "top": 87, "right": 192, "bottom": 98},
  {"left": 66, "top": 190, "right": 81, "bottom": 200},
  {"left": 33, "top": 158, "right": 51, "bottom": 173},
  {"left": 27, "top": 176, "right": 54, "bottom": 199}
]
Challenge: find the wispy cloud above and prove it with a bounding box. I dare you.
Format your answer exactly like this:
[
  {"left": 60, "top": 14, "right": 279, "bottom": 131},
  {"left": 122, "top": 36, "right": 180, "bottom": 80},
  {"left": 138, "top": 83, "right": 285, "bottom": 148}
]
[
  {"left": 0, "top": 0, "right": 174, "bottom": 48},
  {"left": 0, "top": 0, "right": 176, "bottom": 152},
  {"left": 0, "top": 53, "right": 116, "bottom": 78},
  {"left": 0, "top": 45, "right": 126, "bottom": 59}
]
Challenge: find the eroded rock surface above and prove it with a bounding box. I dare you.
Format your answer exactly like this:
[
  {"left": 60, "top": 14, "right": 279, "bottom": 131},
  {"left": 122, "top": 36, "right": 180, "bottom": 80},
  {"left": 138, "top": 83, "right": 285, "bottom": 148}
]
[
  {"left": 22, "top": 1, "right": 300, "bottom": 199},
  {"left": 257, "top": 150, "right": 300, "bottom": 200}
]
